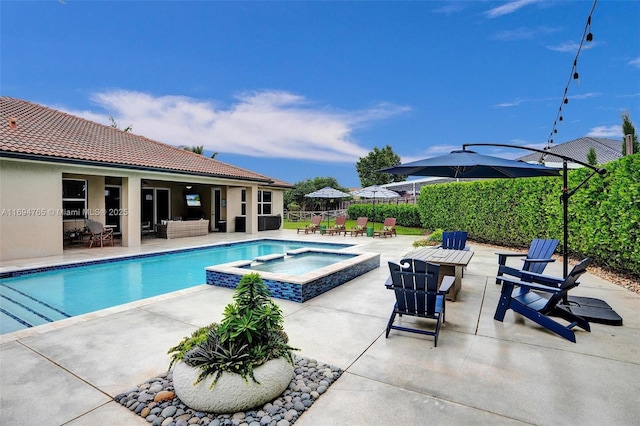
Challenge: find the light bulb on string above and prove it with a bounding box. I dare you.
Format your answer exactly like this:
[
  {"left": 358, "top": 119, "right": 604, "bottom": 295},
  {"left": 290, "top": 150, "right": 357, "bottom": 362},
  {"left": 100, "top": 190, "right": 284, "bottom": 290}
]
[
  {"left": 586, "top": 16, "right": 593, "bottom": 42},
  {"left": 544, "top": 0, "right": 596, "bottom": 151}
]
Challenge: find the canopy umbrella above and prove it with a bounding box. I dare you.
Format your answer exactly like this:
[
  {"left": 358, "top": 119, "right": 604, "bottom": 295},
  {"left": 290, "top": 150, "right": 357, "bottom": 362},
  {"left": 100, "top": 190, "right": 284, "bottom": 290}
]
[
  {"left": 351, "top": 185, "right": 400, "bottom": 228},
  {"left": 380, "top": 148, "right": 562, "bottom": 263},
  {"left": 381, "top": 149, "right": 561, "bottom": 179},
  {"left": 382, "top": 144, "right": 610, "bottom": 323},
  {"left": 304, "top": 186, "right": 351, "bottom": 228},
  {"left": 380, "top": 146, "right": 606, "bottom": 277}
]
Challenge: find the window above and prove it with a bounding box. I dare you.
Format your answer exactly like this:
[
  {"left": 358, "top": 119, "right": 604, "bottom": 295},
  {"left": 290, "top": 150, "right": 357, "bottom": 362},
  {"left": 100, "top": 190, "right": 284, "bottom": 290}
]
[
  {"left": 241, "top": 190, "right": 246, "bottom": 216},
  {"left": 258, "top": 190, "right": 272, "bottom": 215},
  {"left": 62, "top": 179, "right": 87, "bottom": 220}
]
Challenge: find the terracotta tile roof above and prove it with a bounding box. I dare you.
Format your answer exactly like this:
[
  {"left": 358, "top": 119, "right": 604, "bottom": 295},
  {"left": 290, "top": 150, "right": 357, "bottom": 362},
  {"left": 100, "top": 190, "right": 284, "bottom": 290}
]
[
  {"left": 517, "top": 137, "right": 623, "bottom": 165},
  {"left": 0, "top": 97, "right": 292, "bottom": 187}
]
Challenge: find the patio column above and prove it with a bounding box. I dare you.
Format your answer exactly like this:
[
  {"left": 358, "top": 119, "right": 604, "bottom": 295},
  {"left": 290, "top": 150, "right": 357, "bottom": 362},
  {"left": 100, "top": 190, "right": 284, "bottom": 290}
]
[
  {"left": 245, "top": 185, "right": 258, "bottom": 234},
  {"left": 121, "top": 176, "right": 141, "bottom": 247}
]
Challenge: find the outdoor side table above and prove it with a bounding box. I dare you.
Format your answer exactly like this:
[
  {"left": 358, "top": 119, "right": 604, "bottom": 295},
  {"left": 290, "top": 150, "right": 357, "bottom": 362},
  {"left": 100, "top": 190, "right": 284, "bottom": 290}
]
[{"left": 402, "top": 248, "right": 474, "bottom": 301}]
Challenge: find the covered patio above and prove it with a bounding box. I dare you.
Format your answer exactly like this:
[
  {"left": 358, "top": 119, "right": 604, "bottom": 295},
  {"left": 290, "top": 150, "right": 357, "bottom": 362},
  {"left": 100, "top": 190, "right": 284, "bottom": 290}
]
[{"left": 1, "top": 230, "right": 638, "bottom": 425}]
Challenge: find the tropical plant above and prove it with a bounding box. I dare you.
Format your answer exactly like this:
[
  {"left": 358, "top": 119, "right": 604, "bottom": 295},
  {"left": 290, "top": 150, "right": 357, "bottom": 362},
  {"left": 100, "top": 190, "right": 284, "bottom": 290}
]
[
  {"left": 108, "top": 115, "right": 132, "bottom": 132},
  {"left": 181, "top": 145, "right": 204, "bottom": 154},
  {"left": 168, "top": 273, "right": 297, "bottom": 387},
  {"left": 179, "top": 144, "right": 219, "bottom": 159}
]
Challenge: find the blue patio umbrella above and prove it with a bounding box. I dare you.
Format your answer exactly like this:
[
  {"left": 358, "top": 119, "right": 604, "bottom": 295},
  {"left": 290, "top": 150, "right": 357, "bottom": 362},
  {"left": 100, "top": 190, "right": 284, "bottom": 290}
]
[
  {"left": 380, "top": 149, "right": 561, "bottom": 179},
  {"left": 381, "top": 148, "right": 569, "bottom": 270},
  {"left": 381, "top": 146, "right": 613, "bottom": 324},
  {"left": 380, "top": 148, "right": 561, "bottom": 253}
]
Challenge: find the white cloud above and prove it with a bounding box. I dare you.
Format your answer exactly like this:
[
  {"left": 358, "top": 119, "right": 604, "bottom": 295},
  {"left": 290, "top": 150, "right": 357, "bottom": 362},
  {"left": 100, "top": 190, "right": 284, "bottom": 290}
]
[
  {"left": 485, "top": 0, "right": 540, "bottom": 18},
  {"left": 629, "top": 57, "right": 640, "bottom": 69},
  {"left": 587, "top": 125, "right": 622, "bottom": 138},
  {"left": 433, "top": 1, "right": 467, "bottom": 15},
  {"left": 547, "top": 40, "right": 598, "bottom": 53},
  {"left": 491, "top": 26, "right": 558, "bottom": 41},
  {"left": 570, "top": 92, "right": 600, "bottom": 100},
  {"left": 493, "top": 98, "right": 527, "bottom": 108},
  {"left": 493, "top": 92, "right": 599, "bottom": 109},
  {"left": 546, "top": 41, "right": 580, "bottom": 53},
  {"left": 64, "top": 90, "right": 409, "bottom": 163}
]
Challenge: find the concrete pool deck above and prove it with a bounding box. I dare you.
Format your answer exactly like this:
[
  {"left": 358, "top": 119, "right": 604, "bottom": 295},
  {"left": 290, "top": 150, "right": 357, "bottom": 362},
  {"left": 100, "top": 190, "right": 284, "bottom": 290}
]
[{"left": 1, "top": 230, "right": 639, "bottom": 425}]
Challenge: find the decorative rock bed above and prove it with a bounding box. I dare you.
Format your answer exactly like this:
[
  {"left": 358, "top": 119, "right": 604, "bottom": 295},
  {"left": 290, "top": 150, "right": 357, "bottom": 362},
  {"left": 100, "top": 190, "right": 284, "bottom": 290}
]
[{"left": 115, "top": 355, "right": 343, "bottom": 426}]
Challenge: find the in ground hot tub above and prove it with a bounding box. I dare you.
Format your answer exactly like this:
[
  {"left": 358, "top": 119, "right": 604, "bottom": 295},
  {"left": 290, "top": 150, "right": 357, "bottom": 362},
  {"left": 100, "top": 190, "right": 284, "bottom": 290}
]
[{"left": 205, "top": 248, "right": 379, "bottom": 302}]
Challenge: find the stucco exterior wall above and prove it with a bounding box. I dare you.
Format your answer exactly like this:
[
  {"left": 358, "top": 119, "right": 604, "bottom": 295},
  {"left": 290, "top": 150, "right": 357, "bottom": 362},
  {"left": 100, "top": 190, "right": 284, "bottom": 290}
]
[
  {"left": 0, "top": 159, "right": 63, "bottom": 260},
  {"left": 0, "top": 157, "right": 285, "bottom": 261},
  {"left": 226, "top": 187, "right": 244, "bottom": 232},
  {"left": 269, "top": 188, "right": 285, "bottom": 222}
]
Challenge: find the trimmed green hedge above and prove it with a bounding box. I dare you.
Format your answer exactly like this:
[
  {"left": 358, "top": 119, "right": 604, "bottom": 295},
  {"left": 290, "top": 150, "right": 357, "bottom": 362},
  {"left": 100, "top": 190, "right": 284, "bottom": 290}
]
[
  {"left": 347, "top": 202, "right": 421, "bottom": 227},
  {"left": 348, "top": 154, "right": 639, "bottom": 277}
]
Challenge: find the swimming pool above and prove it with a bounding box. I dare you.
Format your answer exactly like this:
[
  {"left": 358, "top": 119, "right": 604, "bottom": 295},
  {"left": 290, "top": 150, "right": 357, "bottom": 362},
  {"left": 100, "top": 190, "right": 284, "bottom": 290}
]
[
  {"left": 0, "top": 239, "right": 352, "bottom": 335},
  {"left": 247, "top": 252, "right": 357, "bottom": 276},
  {"left": 207, "top": 248, "right": 380, "bottom": 303}
]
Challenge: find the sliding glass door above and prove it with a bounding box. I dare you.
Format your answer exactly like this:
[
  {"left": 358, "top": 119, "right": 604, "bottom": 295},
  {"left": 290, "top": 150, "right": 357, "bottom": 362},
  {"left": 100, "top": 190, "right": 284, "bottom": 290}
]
[{"left": 141, "top": 188, "right": 170, "bottom": 229}]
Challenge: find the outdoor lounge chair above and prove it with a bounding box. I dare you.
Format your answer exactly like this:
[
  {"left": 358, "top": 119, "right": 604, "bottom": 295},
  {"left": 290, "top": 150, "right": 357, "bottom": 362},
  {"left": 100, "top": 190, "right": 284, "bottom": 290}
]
[
  {"left": 385, "top": 259, "right": 454, "bottom": 346},
  {"left": 345, "top": 217, "right": 368, "bottom": 237},
  {"left": 297, "top": 215, "right": 322, "bottom": 234},
  {"left": 326, "top": 216, "right": 347, "bottom": 235},
  {"left": 494, "top": 258, "right": 591, "bottom": 342},
  {"left": 495, "top": 238, "right": 558, "bottom": 284},
  {"left": 437, "top": 231, "right": 469, "bottom": 250},
  {"left": 373, "top": 217, "right": 397, "bottom": 238},
  {"left": 86, "top": 219, "right": 114, "bottom": 248}
]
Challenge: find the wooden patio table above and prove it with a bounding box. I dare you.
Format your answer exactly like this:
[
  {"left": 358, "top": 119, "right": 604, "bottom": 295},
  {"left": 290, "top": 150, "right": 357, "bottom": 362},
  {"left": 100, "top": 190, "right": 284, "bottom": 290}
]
[{"left": 401, "top": 248, "right": 474, "bottom": 301}]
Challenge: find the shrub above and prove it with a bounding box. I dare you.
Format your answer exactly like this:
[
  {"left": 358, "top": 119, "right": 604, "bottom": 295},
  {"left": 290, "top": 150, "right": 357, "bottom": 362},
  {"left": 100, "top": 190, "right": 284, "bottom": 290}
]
[
  {"left": 347, "top": 203, "right": 421, "bottom": 227},
  {"left": 412, "top": 228, "right": 443, "bottom": 248},
  {"left": 413, "top": 154, "right": 640, "bottom": 276}
]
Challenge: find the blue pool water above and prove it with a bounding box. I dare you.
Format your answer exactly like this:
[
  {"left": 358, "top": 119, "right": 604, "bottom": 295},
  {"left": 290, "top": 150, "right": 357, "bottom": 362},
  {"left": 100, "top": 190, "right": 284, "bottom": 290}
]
[
  {"left": 0, "top": 240, "right": 350, "bottom": 335},
  {"left": 246, "top": 252, "right": 357, "bottom": 276}
]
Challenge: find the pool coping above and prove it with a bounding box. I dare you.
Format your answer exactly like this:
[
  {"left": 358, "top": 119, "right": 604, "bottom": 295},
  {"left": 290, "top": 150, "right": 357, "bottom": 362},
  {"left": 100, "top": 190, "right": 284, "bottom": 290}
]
[
  {"left": 0, "top": 238, "right": 354, "bottom": 278},
  {"left": 0, "top": 238, "right": 359, "bottom": 339}
]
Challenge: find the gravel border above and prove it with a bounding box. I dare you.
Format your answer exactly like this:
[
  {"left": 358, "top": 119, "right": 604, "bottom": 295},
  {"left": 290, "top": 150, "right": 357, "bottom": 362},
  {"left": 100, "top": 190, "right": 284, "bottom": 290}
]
[{"left": 115, "top": 355, "right": 342, "bottom": 426}]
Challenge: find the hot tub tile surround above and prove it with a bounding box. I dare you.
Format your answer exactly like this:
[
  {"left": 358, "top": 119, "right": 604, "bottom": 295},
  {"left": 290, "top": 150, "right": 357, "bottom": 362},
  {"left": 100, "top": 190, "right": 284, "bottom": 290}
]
[{"left": 206, "top": 249, "right": 380, "bottom": 303}]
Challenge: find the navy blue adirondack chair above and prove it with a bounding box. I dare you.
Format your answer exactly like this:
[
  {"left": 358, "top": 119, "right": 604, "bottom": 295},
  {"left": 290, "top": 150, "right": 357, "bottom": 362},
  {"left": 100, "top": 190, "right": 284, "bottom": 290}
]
[
  {"left": 385, "top": 259, "right": 454, "bottom": 347},
  {"left": 438, "top": 231, "right": 469, "bottom": 251},
  {"left": 494, "top": 258, "right": 591, "bottom": 342},
  {"left": 495, "top": 238, "right": 559, "bottom": 284}
]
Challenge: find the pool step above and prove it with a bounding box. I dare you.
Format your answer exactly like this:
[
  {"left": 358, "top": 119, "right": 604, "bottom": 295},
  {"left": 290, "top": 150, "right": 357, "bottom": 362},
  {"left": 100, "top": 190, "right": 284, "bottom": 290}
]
[{"left": 0, "top": 284, "right": 71, "bottom": 331}]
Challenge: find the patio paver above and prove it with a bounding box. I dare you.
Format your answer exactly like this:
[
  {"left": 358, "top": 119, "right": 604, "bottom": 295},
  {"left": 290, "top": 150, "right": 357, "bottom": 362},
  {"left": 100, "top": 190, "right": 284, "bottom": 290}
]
[{"left": 1, "top": 230, "right": 638, "bottom": 425}]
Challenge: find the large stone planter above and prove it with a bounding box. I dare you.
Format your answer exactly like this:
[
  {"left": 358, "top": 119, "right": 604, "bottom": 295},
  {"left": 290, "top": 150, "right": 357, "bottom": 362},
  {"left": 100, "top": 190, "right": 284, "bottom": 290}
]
[{"left": 172, "top": 358, "right": 294, "bottom": 413}]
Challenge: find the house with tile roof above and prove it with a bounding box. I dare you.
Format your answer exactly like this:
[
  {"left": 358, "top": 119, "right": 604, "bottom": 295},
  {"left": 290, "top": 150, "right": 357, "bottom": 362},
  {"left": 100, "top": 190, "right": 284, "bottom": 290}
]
[
  {"left": 517, "top": 137, "right": 623, "bottom": 168},
  {"left": 0, "top": 97, "right": 292, "bottom": 261}
]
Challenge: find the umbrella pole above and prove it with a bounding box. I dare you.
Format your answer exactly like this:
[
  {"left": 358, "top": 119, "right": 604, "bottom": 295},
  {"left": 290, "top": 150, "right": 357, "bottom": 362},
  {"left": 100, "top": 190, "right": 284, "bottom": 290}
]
[
  {"left": 562, "top": 160, "right": 569, "bottom": 280},
  {"left": 326, "top": 201, "right": 329, "bottom": 229},
  {"left": 371, "top": 198, "right": 375, "bottom": 230}
]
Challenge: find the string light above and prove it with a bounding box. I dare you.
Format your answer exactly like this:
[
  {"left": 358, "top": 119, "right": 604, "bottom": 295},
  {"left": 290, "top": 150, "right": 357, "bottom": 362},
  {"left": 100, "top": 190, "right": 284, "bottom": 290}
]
[{"left": 546, "top": 0, "right": 597, "bottom": 149}]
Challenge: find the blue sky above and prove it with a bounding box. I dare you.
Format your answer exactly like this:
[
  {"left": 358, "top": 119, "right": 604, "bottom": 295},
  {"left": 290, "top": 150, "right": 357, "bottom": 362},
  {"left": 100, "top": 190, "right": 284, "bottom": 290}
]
[{"left": 2, "top": 0, "right": 639, "bottom": 187}]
